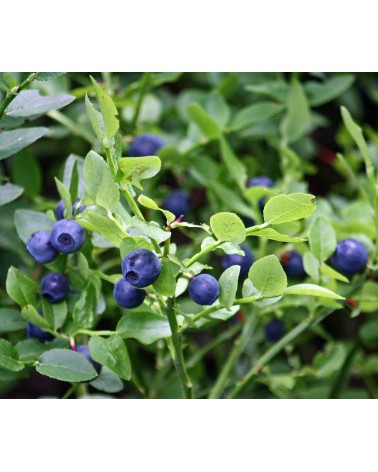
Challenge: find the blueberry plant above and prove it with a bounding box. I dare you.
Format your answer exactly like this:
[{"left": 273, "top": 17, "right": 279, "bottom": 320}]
[{"left": 0, "top": 72, "right": 377, "bottom": 399}]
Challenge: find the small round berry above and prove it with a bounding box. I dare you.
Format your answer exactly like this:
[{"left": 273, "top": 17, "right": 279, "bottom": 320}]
[
  {"left": 50, "top": 219, "right": 85, "bottom": 254},
  {"left": 56, "top": 199, "right": 86, "bottom": 220},
  {"left": 26, "top": 230, "right": 58, "bottom": 264},
  {"left": 188, "top": 274, "right": 220, "bottom": 306},
  {"left": 220, "top": 246, "right": 254, "bottom": 277},
  {"left": 162, "top": 190, "right": 190, "bottom": 217},
  {"left": 280, "top": 250, "right": 306, "bottom": 279},
  {"left": 265, "top": 319, "right": 285, "bottom": 343},
  {"left": 113, "top": 277, "right": 146, "bottom": 309},
  {"left": 330, "top": 239, "right": 368, "bottom": 276},
  {"left": 122, "top": 249, "right": 161, "bottom": 288},
  {"left": 129, "top": 134, "right": 164, "bottom": 157},
  {"left": 76, "top": 345, "right": 101, "bottom": 373},
  {"left": 40, "top": 272, "right": 69, "bottom": 303}
]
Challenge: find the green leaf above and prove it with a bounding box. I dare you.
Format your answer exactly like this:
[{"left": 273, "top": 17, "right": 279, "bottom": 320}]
[
  {"left": 81, "top": 210, "right": 126, "bottom": 246},
  {"left": 128, "top": 216, "right": 170, "bottom": 244},
  {"left": 73, "top": 284, "right": 96, "bottom": 329},
  {"left": 16, "top": 339, "right": 46, "bottom": 362},
  {"left": 0, "top": 308, "right": 26, "bottom": 332},
  {"left": 210, "top": 212, "right": 246, "bottom": 244},
  {"left": 138, "top": 194, "right": 175, "bottom": 224},
  {"left": 120, "top": 237, "right": 154, "bottom": 257},
  {"left": 281, "top": 79, "right": 310, "bottom": 144},
  {"left": 187, "top": 103, "right": 220, "bottom": 139},
  {"left": 37, "top": 349, "right": 97, "bottom": 382},
  {"left": 0, "top": 339, "right": 24, "bottom": 372},
  {"left": 118, "top": 156, "right": 161, "bottom": 189},
  {"left": 85, "top": 94, "right": 105, "bottom": 142},
  {"left": 319, "top": 263, "right": 349, "bottom": 283},
  {"left": 245, "top": 80, "right": 289, "bottom": 102},
  {"left": 90, "top": 76, "right": 119, "bottom": 139},
  {"left": 248, "top": 227, "right": 306, "bottom": 243},
  {"left": 63, "top": 154, "right": 85, "bottom": 198},
  {"left": 14, "top": 209, "right": 55, "bottom": 243},
  {"left": 303, "top": 252, "right": 320, "bottom": 282},
  {"left": 21, "top": 304, "right": 51, "bottom": 329},
  {"left": 0, "top": 73, "right": 10, "bottom": 92},
  {"left": 55, "top": 177, "right": 72, "bottom": 218},
  {"left": 314, "top": 343, "right": 347, "bottom": 378},
  {"left": 356, "top": 281, "right": 378, "bottom": 313},
  {"left": 6, "top": 90, "right": 75, "bottom": 118},
  {"left": 0, "top": 183, "right": 23, "bottom": 206},
  {"left": 305, "top": 75, "right": 355, "bottom": 106},
  {"left": 219, "top": 135, "right": 247, "bottom": 188},
  {"left": 35, "top": 73, "right": 66, "bottom": 81},
  {"left": 248, "top": 255, "right": 287, "bottom": 298},
  {"left": 69, "top": 160, "right": 79, "bottom": 203},
  {"left": 90, "top": 366, "right": 124, "bottom": 393},
  {"left": 209, "top": 181, "right": 255, "bottom": 219},
  {"left": 263, "top": 193, "right": 316, "bottom": 225},
  {"left": 152, "top": 258, "right": 176, "bottom": 297},
  {"left": 83, "top": 150, "right": 119, "bottom": 211},
  {"left": 219, "top": 265, "right": 240, "bottom": 309},
  {"left": 11, "top": 151, "right": 41, "bottom": 198},
  {"left": 284, "top": 284, "right": 344, "bottom": 300},
  {"left": 231, "top": 101, "right": 284, "bottom": 131},
  {"left": 309, "top": 217, "right": 336, "bottom": 262},
  {"left": 89, "top": 335, "right": 131, "bottom": 381},
  {"left": 206, "top": 91, "right": 230, "bottom": 127},
  {"left": 6, "top": 268, "right": 37, "bottom": 307},
  {"left": 0, "top": 127, "right": 48, "bottom": 160},
  {"left": 117, "top": 312, "right": 171, "bottom": 345}
]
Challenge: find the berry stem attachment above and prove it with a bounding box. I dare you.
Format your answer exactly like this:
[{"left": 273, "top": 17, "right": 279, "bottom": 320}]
[{"left": 165, "top": 298, "right": 194, "bottom": 399}]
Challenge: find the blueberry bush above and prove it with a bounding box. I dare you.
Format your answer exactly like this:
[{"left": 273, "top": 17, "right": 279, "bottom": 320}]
[{"left": 0, "top": 72, "right": 377, "bottom": 399}]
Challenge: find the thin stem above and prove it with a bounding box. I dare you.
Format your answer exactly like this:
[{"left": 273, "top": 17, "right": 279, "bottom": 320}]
[
  {"left": 104, "top": 144, "right": 117, "bottom": 175},
  {"left": 73, "top": 329, "right": 114, "bottom": 337},
  {"left": 0, "top": 72, "right": 36, "bottom": 121},
  {"left": 209, "top": 315, "right": 258, "bottom": 399},
  {"left": 165, "top": 298, "right": 194, "bottom": 399},
  {"left": 130, "top": 72, "right": 151, "bottom": 132},
  {"left": 329, "top": 341, "right": 359, "bottom": 399},
  {"left": 185, "top": 241, "right": 221, "bottom": 268},
  {"left": 48, "top": 110, "right": 95, "bottom": 144},
  {"left": 62, "top": 385, "right": 75, "bottom": 399}
]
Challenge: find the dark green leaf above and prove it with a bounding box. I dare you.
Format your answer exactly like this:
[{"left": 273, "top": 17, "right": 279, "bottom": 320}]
[
  {"left": 0, "top": 339, "right": 24, "bottom": 372},
  {"left": 6, "top": 268, "right": 37, "bottom": 307},
  {"left": 0, "top": 127, "right": 48, "bottom": 160},
  {"left": 231, "top": 101, "right": 284, "bottom": 131},
  {"left": 21, "top": 304, "right": 51, "bottom": 329},
  {"left": 89, "top": 335, "right": 131, "bottom": 380},
  {"left": 0, "top": 183, "right": 23, "bottom": 206},
  {"left": 11, "top": 151, "right": 41, "bottom": 198},
  {"left": 153, "top": 257, "right": 176, "bottom": 297},
  {"left": 37, "top": 349, "right": 97, "bottom": 382},
  {"left": 117, "top": 312, "right": 171, "bottom": 345},
  {"left": 248, "top": 255, "right": 287, "bottom": 298},
  {"left": 305, "top": 75, "right": 355, "bottom": 106},
  {"left": 281, "top": 80, "right": 310, "bottom": 144},
  {"left": 219, "top": 265, "right": 240, "bottom": 309},
  {"left": 90, "top": 366, "right": 124, "bottom": 393},
  {"left": 6, "top": 90, "right": 74, "bottom": 118},
  {"left": 0, "top": 308, "right": 26, "bottom": 332}
]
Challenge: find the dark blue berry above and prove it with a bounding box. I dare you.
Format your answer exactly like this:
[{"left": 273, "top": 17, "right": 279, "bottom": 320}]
[
  {"left": 246, "top": 176, "right": 274, "bottom": 210},
  {"left": 76, "top": 345, "right": 101, "bottom": 373},
  {"left": 56, "top": 199, "right": 86, "bottom": 220},
  {"left": 122, "top": 249, "right": 161, "bottom": 288},
  {"left": 330, "top": 239, "right": 368, "bottom": 276},
  {"left": 26, "top": 230, "right": 58, "bottom": 264},
  {"left": 265, "top": 319, "right": 285, "bottom": 342},
  {"left": 162, "top": 190, "right": 190, "bottom": 217},
  {"left": 40, "top": 272, "right": 69, "bottom": 303},
  {"left": 129, "top": 134, "right": 164, "bottom": 157},
  {"left": 26, "top": 312, "right": 54, "bottom": 343},
  {"left": 220, "top": 246, "right": 254, "bottom": 277},
  {"left": 113, "top": 277, "right": 146, "bottom": 308},
  {"left": 189, "top": 274, "right": 220, "bottom": 305},
  {"left": 281, "top": 250, "right": 306, "bottom": 279},
  {"left": 50, "top": 219, "right": 85, "bottom": 254},
  {"left": 243, "top": 217, "right": 256, "bottom": 228}
]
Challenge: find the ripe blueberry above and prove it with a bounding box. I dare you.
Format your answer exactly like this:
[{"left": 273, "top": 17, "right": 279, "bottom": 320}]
[
  {"left": 122, "top": 249, "right": 161, "bottom": 288},
  {"left": 188, "top": 274, "right": 220, "bottom": 305},
  {"left": 129, "top": 134, "right": 164, "bottom": 157},
  {"left": 76, "top": 345, "right": 101, "bottom": 373},
  {"left": 330, "top": 238, "right": 368, "bottom": 276},
  {"left": 50, "top": 219, "right": 85, "bottom": 254},
  {"left": 280, "top": 250, "right": 306, "bottom": 279},
  {"left": 162, "top": 190, "right": 190, "bottom": 217},
  {"left": 26, "top": 312, "right": 53, "bottom": 343},
  {"left": 113, "top": 277, "right": 146, "bottom": 308},
  {"left": 56, "top": 199, "right": 86, "bottom": 220},
  {"left": 26, "top": 230, "right": 58, "bottom": 264},
  {"left": 243, "top": 217, "right": 256, "bottom": 228},
  {"left": 40, "top": 272, "right": 69, "bottom": 303},
  {"left": 264, "top": 319, "right": 285, "bottom": 342},
  {"left": 246, "top": 176, "right": 274, "bottom": 209},
  {"left": 220, "top": 245, "right": 254, "bottom": 277}
]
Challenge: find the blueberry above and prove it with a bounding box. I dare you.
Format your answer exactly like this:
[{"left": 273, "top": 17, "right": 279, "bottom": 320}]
[
  {"left": 56, "top": 199, "right": 86, "bottom": 220},
  {"left": 129, "top": 134, "right": 164, "bottom": 157},
  {"left": 188, "top": 274, "right": 220, "bottom": 305},
  {"left": 220, "top": 245, "right": 254, "bottom": 277},
  {"left": 26, "top": 230, "right": 58, "bottom": 264},
  {"left": 280, "top": 250, "right": 306, "bottom": 279},
  {"left": 26, "top": 312, "right": 54, "bottom": 343},
  {"left": 76, "top": 345, "right": 101, "bottom": 373},
  {"left": 246, "top": 176, "right": 274, "bottom": 209},
  {"left": 113, "top": 277, "right": 146, "bottom": 308},
  {"left": 330, "top": 238, "right": 368, "bottom": 276},
  {"left": 162, "top": 190, "right": 190, "bottom": 217},
  {"left": 122, "top": 249, "right": 161, "bottom": 288},
  {"left": 243, "top": 217, "right": 256, "bottom": 228},
  {"left": 50, "top": 219, "right": 85, "bottom": 254},
  {"left": 40, "top": 272, "right": 69, "bottom": 303},
  {"left": 264, "top": 319, "right": 285, "bottom": 342}
]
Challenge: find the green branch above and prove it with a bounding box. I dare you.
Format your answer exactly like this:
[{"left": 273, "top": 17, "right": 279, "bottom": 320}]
[{"left": 0, "top": 72, "right": 36, "bottom": 121}]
